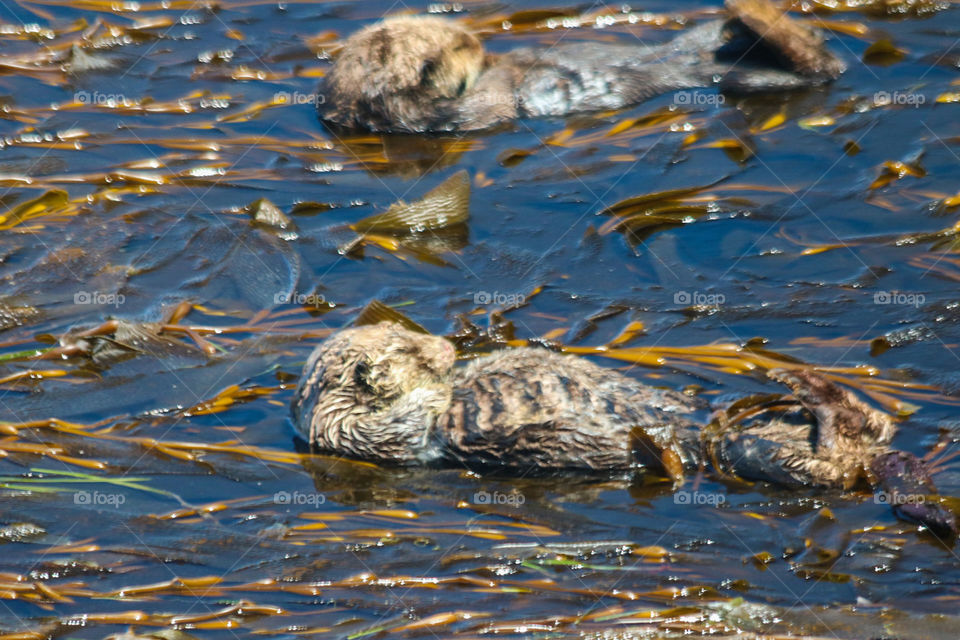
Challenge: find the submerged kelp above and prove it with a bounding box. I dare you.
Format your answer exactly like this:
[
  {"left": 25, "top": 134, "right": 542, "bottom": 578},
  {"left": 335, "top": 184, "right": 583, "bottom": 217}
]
[{"left": 2, "top": 0, "right": 960, "bottom": 637}]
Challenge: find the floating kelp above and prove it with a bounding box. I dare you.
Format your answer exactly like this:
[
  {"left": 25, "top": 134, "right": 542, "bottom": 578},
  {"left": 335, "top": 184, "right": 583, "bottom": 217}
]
[
  {"left": 0, "top": 190, "right": 84, "bottom": 232},
  {"left": 869, "top": 155, "right": 926, "bottom": 190},
  {"left": 863, "top": 38, "right": 908, "bottom": 65},
  {"left": 1, "top": 0, "right": 959, "bottom": 635},
  {"left": 351, "top": 300, "right": 430, "bottom": 333},
  {"left": 596, "top": 181, "right": 735, "bottom": 243},
  {"left": 58, "top": 318, "right": 205, "bottom": 365},
  {"left": 340, "top": 170, "right": 470, "bottom": 263},
  {"left": 0, "top": 302, "right": 333, "bottom": 367},
  {"left": 350, "top": 170, "right": 470, "bottom": 234},
  {"left": 0, "top": 418, "right": 307, "bottom": 470},
  {"left": 0, "top": 301, "right": 40, "bottom": 333},
  {"left": 245, "top": 198, "right": 292, "bottom": 228},
  {"left": 465, "top": 5, "right": 707, "bottom": 36},
  {"left": 797, "top": 0, "right": 949, "bottom": 16},
  {"left": 0, "top": 303, "right": 332, "bottom": 420},
  {"left": 325, "top": 131, "right": 472, "bottom": 178}
]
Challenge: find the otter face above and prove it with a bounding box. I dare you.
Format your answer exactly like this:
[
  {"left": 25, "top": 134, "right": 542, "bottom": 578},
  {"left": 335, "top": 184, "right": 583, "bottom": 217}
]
[
  {"left": 339, "top": 322, "right": 456, "bottom": 404},
  {"left": 322, "top": 15, "right": 485, "bottom": 131},
  {"left": 292, "top": 322, "right": 457, "bottom": 459},
  {"left": 294, "top": 321, "right": 455, "bottom": 425}
]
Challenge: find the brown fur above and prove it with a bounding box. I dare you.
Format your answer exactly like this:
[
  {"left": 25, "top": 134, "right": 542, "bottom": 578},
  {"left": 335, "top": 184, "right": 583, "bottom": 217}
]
[
  {"left": 726, "top": 0, "right": 846, "bottom": 78},
  {"left": 322, "top": 15, "right": 484, "bottom": 132},
  {"left": 292, "top": 322, "right": 456, "bottom": 463},
  {"left": 758, "top": 369, "right": 894, "bottom": 489},
  {"left": 293, "top": 324, "right": 956, "bottom": 536},
  {"left": 293, "top": 324, "right": 888, "bottom": 488},
  {"left": 293, "top": 322, "right": 694, "bottom": 475}
]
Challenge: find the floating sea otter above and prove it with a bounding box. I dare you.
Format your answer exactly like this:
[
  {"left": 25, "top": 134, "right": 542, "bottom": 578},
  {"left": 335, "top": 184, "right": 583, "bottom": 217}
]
[
  {"left": 292, "top": 322, "right": 957, "bottom": 538},
  {"left": 318, "top": 0, "right": 846, "bottom": 133}
]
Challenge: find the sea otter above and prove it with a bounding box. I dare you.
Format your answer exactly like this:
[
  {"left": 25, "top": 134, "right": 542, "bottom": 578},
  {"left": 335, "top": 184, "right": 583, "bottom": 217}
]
[
  {"left": 318, "top": 0, "right": 846, "bottom": 133},
  {"left": 292, "top": 322, "right": 957, "bottom": 538}
]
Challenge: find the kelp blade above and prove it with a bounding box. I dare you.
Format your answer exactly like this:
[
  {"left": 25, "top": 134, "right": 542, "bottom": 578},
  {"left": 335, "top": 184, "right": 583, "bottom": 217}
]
[
  {"left": 352, "top": 300, "right": 430, "bottom": 334},
  {"left": 351, "top": 170, "right": 470, "bottom": 234}
]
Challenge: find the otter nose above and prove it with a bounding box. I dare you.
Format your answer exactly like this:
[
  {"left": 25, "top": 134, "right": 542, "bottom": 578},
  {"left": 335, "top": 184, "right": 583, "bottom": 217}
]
[{"left": 436, "top": 336, "right": 456, "bottom": 368}]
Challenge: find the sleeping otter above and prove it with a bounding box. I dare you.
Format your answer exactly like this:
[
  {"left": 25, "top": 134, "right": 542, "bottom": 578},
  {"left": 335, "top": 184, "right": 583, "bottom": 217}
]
[
  {"left": 319, "top": 0, "right": 845, "bottom": 133},
  {"left": 292, "top": 322, "right": 957, "bottom": 538}
]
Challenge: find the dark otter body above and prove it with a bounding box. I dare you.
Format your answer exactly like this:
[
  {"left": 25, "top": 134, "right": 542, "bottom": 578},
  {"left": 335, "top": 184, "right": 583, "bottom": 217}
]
[
  {"left": 293, "top": 323, "right": 956, "bottom": 537},
  {"left": 319, "top": 0, "right": 845, "bottom": 133}
]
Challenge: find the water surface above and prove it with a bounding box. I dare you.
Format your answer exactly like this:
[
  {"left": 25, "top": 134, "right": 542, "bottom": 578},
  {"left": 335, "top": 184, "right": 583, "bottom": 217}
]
[{"left": 2, "top": 0, "right": 960, "bottom": 637}]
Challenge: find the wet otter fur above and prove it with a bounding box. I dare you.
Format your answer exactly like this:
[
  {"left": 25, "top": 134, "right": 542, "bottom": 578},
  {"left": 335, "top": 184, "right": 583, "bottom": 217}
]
[
  {"left": 322, "top": 16, "right": 486, "bottom": 133},
  {"left": 319, "top": 0, "right": 845, "bottom": 133},
  {"left": 293, "top": 322, "right": 694, "bottom": 475},
  {"left": 292, "top": 322, "right": 957, "bottom": 538},
  {"left": 710, "top": 369, "right": 896, "bottom": 490}
]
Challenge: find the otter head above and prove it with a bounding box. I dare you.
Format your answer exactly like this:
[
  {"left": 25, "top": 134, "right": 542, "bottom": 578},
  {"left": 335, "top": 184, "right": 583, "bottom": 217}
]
[
  {"left": 292, "top": 322, "right": 456, "bottom": 460},
  {"left": 322, "top": 15, "right": 485, "bottom": 132}
]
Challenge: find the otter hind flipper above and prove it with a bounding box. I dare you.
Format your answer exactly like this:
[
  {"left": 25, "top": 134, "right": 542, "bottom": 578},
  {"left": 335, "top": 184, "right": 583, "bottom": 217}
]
[
  {"left": 724, "top": 0, "right": 846, "bottom": 81},
  {"left": 767, "top": 369, "right": 896, "bottom": 450}
]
